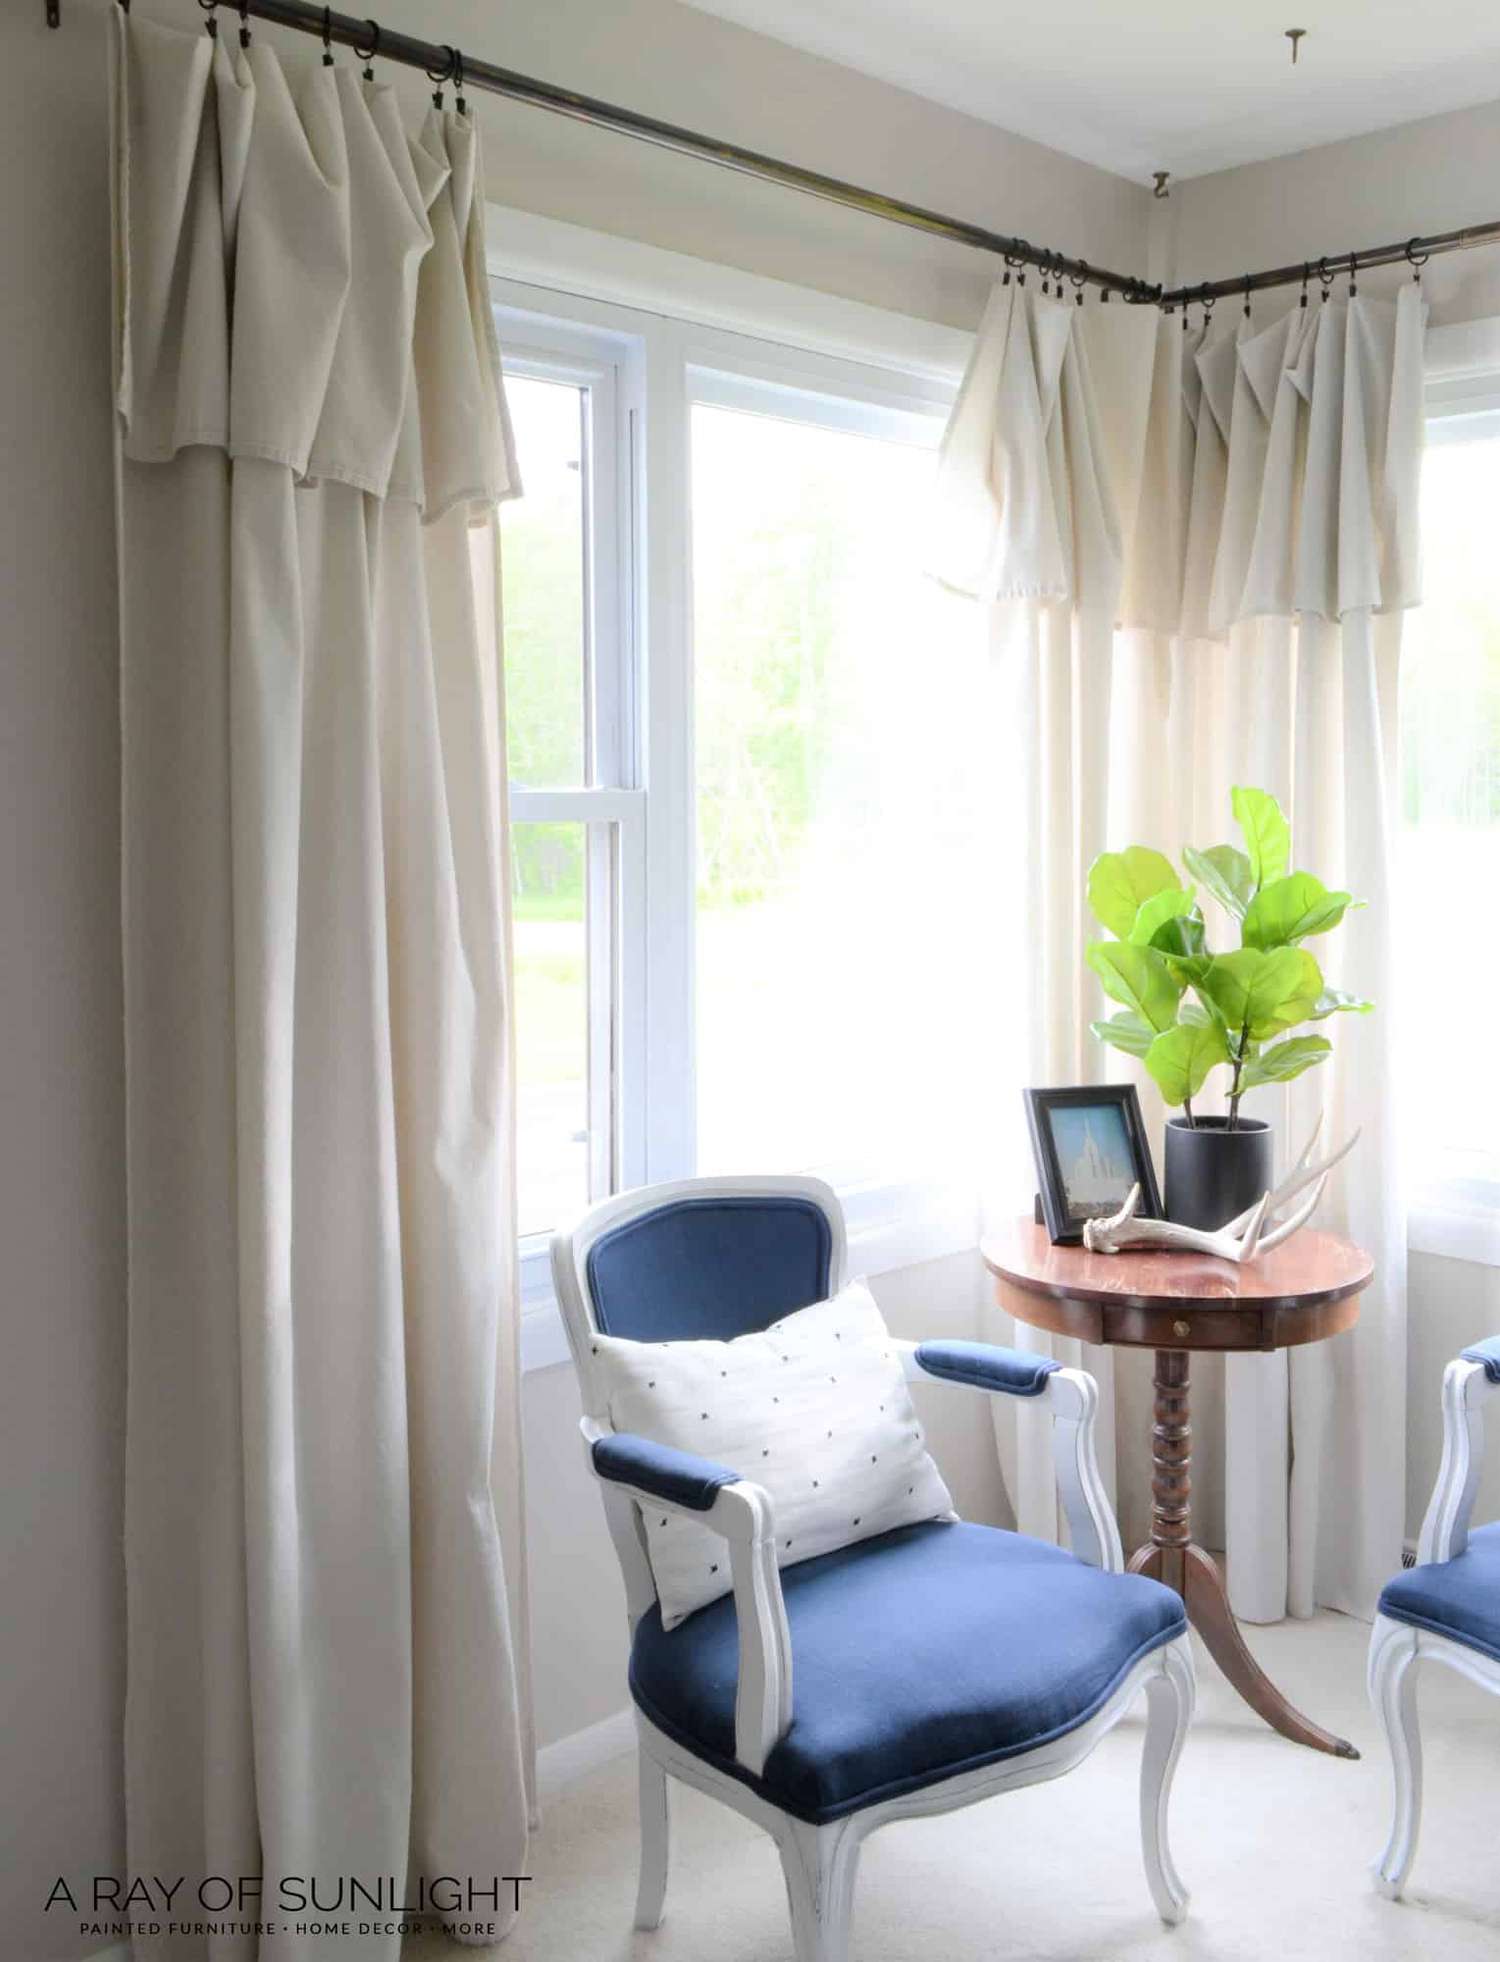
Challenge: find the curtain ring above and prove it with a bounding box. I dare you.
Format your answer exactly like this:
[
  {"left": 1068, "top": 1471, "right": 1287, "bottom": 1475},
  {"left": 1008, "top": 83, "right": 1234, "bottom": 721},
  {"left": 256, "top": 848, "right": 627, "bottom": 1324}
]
[
  {"left": 1070, "top": 261, "right": 1088, "bottom": 307},
  {"left": 1242, "top": 274, "right": 1252, "bottom": 320},
  {"left": 1406, "top": 237, "right": 1430, "bottom": 283},
  {"left": 1199, "top": 283, "right": 1216, "bottom": 317},
  {"left": 197, "top": 0, "right": 218, "bottom": 40},
  {"left": 321, "top": 4, "right": 334, "bottom": 65},
  {"left": 1300, "top": 262, "right": 1309, "bottom": 309},
  {"left": 1014, "top": 240, "right": 1029, "bottom": 289},
  {"left": 1348, "top": 250, "right": 1358, "bottom": 299},
  {"left": 427, "top": 42, "right": 456, "bottom": 107},
  {"left": 453, "top": 46, "right": 467, "bottom": 115},
  {"left": 238, "top": 0, "right": 250, "bottom": 47},
  {"left": 354, "top": 17, "right": 378, "bottom": 78},
  {"left": 1317, "top": 255, "right": 1334, "bottom": 301}
]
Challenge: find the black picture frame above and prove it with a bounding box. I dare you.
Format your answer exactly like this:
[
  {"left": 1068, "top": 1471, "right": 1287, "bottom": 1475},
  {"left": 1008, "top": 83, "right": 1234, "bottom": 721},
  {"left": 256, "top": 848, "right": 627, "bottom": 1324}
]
[{"left": 1024, "top": 1084, "right": 1162, "bottom": 1246}]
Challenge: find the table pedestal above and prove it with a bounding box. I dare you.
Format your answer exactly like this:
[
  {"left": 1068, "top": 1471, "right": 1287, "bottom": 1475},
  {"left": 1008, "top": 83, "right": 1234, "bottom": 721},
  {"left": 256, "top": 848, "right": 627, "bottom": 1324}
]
[{"left": 1125, "top": 1349, "right": 1358, "bottom": 1761}]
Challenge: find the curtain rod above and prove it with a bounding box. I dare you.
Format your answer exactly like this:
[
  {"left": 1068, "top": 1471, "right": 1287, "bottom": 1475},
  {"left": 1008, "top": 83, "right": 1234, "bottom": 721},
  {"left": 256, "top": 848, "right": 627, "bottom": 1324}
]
[{"left": 85, "top": 0, "right": 1500, "bottom": 310}]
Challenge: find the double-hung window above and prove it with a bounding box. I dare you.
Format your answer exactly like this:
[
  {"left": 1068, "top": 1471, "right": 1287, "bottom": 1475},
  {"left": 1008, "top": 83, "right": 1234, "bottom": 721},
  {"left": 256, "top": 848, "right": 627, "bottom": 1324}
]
[
  {"left": 494, "top": 267, "right": 983, "bottom": 1355},
  {"left": 1402, "top": 336, "right": 1500, "bottom": 1261}
]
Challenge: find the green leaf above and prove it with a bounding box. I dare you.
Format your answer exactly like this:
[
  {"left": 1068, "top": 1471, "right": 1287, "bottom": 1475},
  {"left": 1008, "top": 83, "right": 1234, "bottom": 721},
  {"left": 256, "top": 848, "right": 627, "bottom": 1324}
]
[
  {"left": 1310, "top": 988, "right": 1374, "bottom": 1018},
  {"left": 1086, "top": 847, "right": 1182, "bottom": 940},
  {"left": 1129, "top": 886, "right": 1197, "bottom": 946},
  {"left": 1144, "top": 1021, "right": 1231, "bottom": 1108},
  {"left": 1196, "top": 947, "right": 1323, "bottom": 1041},
  {"left": 1231, "top": 786, "right": 1291, "bottom": 890},
  {"left": 1183, "top": 844, "right": 1255, "bottom": 921},
  {"left": 1240, "top": 1034, "right": 1333, "bottom": 1090},
  {"left": 1179, "top": 999, "right": 1214, "bottom": 1027},
  {"left": 1242, "top": 872, "right": 1356, "bottom": 950},
  {"left": 1091, "top": 1013, "right": 1156, "bottom": 1060},
  {"left": 1086, "top": 940, "right": 1184, "bottom": 1034}
]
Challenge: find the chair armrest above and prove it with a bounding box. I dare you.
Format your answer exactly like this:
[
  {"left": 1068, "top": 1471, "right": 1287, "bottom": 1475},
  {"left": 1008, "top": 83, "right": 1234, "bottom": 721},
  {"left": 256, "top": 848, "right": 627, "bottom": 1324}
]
[
  {"left": 898, "top": 1342, "right": 1123, "bottom": 1573},
  {"left": 591, "top": 1432, "right": 742, "bottom": 1512},
  {"left": 913, "top": 1339, "right": 1060, "bottom": 1397},
  {"left": 1418, "top": 1348, "right": 1500, "bottom": 1564},
  {"left": 580, "top": 1421, "right": 792, "bottom": 1775}
]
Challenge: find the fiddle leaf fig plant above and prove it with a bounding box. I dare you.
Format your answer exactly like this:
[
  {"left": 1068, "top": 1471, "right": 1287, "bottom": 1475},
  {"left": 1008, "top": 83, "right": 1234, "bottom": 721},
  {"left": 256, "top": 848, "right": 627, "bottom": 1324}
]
[{"left": 1086, "top": 786, "right": 1373, "bottom": 1128}]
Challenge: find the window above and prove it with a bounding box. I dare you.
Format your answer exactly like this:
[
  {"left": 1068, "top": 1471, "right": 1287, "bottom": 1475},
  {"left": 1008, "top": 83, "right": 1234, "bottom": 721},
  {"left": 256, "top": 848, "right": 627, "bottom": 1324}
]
[
  {"left": 498, "top": 328, "right": 640, "bottom": 1243},
  {"left": 690, "top": 378, "right": 986, "bottom": 1187},
  {"left": 494, "top": 276, "right": 977, "bottom": 1349},
  {"left": 1401, "top": 408, "right": 1500, "bottom": 1244}
]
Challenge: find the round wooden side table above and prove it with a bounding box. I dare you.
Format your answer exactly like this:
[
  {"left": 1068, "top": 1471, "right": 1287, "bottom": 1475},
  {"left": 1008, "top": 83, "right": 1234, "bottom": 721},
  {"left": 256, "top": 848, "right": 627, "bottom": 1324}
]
[{"left": 983, "top": 1219, "right": 1374, "bottom": 1760}]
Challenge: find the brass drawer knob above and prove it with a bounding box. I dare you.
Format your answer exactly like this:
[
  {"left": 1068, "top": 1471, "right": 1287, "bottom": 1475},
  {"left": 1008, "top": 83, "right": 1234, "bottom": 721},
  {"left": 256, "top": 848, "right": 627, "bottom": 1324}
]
[{"left": 1173, "top": 1319, "right": 1191, "bottom": 1339}]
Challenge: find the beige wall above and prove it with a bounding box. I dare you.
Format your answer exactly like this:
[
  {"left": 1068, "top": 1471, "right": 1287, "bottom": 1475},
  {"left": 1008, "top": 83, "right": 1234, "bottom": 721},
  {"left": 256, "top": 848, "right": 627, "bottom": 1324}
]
[{"left": 1165, "top": 96, "right": 1500, "bottom": 326}]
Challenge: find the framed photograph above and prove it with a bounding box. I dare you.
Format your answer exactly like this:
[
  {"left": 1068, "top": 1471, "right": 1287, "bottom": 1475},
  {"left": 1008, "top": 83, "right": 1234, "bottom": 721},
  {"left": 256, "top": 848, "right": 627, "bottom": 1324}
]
[{"left": 1024, "top": 1084, "right": 1162, "bottom": 1245}]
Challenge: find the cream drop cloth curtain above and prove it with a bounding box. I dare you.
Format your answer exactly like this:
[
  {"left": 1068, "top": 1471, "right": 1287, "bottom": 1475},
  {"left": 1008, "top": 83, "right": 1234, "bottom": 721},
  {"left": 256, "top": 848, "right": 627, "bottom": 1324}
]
[
  {"left": 936, "top": 277, "right": 1423, "bottom": 1620},
  {"left": 112, "top": 16, "right": 529, "bottom": 1958}
]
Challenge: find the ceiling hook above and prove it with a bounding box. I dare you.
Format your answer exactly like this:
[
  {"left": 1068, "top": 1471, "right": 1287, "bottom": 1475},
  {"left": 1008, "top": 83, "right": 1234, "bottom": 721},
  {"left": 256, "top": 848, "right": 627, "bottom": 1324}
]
[
  {"left": 1152, "top": 170, "right": 1171, "bottom": 200},
  {"left": 354, "top": 17, "right": 379, "bottom": 79},
  {"left": 1286, "top": 27, "right": 1307, "bottom": 64}
]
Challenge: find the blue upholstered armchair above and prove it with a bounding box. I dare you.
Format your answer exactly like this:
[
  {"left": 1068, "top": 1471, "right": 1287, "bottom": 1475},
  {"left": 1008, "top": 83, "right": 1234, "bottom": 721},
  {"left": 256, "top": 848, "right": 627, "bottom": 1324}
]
[
  {"left": 1369, "top": 1335, "right": 1500, "bottom": 1900},
  {"left": 552, "top": 1175, "right": 1196, "bottom": 1961}
]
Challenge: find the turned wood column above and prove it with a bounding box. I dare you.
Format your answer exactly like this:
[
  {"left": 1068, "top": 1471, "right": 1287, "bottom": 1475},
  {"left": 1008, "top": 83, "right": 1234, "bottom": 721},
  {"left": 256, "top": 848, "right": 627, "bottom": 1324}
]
[{"left": 1147, "top": 1349, "right": 1191, "bottom": 1589}]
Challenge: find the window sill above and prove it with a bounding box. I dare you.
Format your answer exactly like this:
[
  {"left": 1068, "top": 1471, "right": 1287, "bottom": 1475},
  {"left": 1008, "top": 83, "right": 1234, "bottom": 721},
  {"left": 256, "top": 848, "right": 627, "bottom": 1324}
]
[
  {"left": 517, "top": 1178, "right": 980, "bottom": 1374},
  {"left": 1408, "top": 1176, "right": 1500, "bottom": 1269}
]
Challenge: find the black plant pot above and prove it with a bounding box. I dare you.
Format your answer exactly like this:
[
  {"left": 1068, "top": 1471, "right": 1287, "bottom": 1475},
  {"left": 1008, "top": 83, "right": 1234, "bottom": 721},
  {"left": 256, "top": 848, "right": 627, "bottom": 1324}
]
[{"left": 1164, "top": 1117, "right": 1273, "bottom": 1232}]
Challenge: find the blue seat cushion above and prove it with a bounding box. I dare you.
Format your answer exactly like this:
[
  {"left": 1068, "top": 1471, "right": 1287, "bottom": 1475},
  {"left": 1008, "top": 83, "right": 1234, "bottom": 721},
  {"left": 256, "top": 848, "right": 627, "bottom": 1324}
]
[
  {"left": 1379, "top": 1522, "right": 1500, "bottom": 1665},
  {"left": 629, "top": 1519, "right": 1186, "bottom": 1823}
]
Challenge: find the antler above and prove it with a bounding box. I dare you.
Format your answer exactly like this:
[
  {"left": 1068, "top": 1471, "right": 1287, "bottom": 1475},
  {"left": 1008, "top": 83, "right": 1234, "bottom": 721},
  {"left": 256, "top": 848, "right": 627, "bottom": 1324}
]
[{"left": 1082, "top": 1126, "right": 1357, "bottom": 1264}]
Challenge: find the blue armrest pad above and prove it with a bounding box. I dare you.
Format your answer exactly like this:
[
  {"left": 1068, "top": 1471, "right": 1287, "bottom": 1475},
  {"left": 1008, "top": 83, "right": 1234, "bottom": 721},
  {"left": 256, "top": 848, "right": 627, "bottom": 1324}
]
[
  {"left": 914, "top": 1340, "right": 1060, "bottom": 1398},
  {"left": 591, "top": 1432, "right": 742, "bottom": 1512},
  {"left": 1461, "top": 1336, "right": 1500, "bottom": 1384}
]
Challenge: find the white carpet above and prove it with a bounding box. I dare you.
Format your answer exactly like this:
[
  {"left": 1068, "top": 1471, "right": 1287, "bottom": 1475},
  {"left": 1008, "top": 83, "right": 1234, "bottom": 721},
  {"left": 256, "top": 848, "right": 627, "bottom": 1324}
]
[{"left": 408, "top": 1611, "right": 1500, "bottom": 1961}]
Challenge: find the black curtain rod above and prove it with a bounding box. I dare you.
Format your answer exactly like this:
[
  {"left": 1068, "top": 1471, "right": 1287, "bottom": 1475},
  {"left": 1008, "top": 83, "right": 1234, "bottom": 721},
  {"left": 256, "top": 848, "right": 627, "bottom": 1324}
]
[{"left": 86, "top": 0, "right": 1500, "bottom": 310}]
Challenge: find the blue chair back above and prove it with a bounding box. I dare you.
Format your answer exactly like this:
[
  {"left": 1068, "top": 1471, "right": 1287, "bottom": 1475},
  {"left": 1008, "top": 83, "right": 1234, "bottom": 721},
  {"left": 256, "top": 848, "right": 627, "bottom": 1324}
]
[{"left": 584, "top": 1190, "right": 837, "bottom": 1343}]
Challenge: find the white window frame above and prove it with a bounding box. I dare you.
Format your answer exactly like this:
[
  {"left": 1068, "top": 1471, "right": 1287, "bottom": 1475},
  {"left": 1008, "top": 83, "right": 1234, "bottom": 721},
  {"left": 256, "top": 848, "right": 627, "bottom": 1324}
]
[
  {"left": 1405, "top": 318, "right": 1500, "bottom": 1266},
  {"left": 491, "top": 225, "right": 977, "bottom": 1367}
]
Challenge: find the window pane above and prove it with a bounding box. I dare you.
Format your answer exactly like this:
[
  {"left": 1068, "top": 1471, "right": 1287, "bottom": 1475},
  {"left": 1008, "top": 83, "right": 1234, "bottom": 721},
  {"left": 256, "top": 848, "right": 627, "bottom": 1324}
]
[
  {"left": 692, "top": 400, "right": 986, "bottom": 1182},
  {"left": 1401, "top": 425, "right": 1500, "bottom": 1181},
  {"left": 512, "top": 821, "right": 589, "bottom": 1235},
  {"left": 500, "top": 375, "right": 587, "bottom": 786}
]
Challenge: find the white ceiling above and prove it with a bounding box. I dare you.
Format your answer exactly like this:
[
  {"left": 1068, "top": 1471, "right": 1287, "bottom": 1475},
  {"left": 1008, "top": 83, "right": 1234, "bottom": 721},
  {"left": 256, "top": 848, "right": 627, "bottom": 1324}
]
[{"left": 680, "top": 0, "right": 1500, "bottom": 182}]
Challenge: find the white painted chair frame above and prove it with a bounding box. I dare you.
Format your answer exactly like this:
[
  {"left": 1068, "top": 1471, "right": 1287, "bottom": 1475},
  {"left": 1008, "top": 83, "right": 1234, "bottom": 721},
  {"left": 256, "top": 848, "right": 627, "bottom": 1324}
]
[
  {"left": 553, "top": 1175, "right": 1195, "bottom": 1962},
  {"left": 1369, "top": 1353, "right": 1500, "bottom": 1900}
]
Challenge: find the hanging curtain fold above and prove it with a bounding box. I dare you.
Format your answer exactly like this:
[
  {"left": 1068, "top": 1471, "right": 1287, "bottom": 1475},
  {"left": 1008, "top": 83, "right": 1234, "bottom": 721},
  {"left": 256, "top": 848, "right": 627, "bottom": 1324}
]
[
  {"left": 112, "top": 14, "right": 530, "bottom": 1959},
  {"left": 935, "top": 275, "right": 1423, "bottom": 1620}
]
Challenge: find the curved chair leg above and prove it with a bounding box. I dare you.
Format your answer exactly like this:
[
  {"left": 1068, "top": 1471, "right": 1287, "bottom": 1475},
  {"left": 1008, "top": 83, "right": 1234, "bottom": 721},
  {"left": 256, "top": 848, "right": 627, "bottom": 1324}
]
[
  {"left": 1369, "top": 1618, "right": 1423, "bottom": 1900},
  {"left": 635, "top": 1749, "right": 670, "bottom": 1930},
  {"left": 778, "top": 1818, "right": 860, "bottom": 1962},
  {"left": 1140, "top": 1637, "right": 1194, "bottom": 1926}
]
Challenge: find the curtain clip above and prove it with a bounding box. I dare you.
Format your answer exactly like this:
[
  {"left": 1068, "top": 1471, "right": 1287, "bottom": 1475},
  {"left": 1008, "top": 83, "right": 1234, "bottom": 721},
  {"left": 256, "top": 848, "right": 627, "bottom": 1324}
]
[{"left": 355, "top": 17, "right": 379, "bottom": 80}]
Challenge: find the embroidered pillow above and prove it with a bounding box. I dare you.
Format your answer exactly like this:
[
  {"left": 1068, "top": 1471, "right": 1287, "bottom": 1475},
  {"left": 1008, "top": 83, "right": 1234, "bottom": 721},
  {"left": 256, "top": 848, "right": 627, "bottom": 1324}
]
[{"left": 591, "top": 1279, "right": 955, "bottom": 1629}]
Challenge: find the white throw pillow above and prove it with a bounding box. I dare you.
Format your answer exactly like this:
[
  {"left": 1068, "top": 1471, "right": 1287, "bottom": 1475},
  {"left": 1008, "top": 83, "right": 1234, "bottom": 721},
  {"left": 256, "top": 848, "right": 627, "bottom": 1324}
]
[{"left": 591, "top": 1279, "right": 956, "bottom": 1629}]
